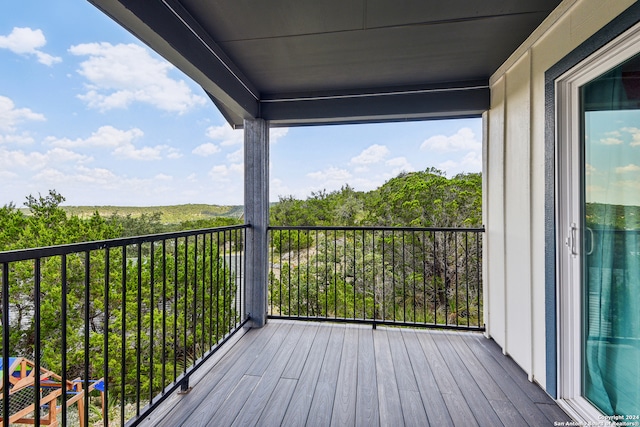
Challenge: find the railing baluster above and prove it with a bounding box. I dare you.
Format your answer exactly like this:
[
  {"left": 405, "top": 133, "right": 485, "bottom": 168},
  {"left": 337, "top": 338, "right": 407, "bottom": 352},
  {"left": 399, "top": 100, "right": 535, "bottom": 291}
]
[
  {"left": 183, "top": 237, "right": 188, "bottom": 384},
  {"left": 402, "top": 231, "right": 406, "bottom": 322},
  {"left": 104, "top": 249, "right": 109, "bottom": 427},
  {"left": 61, "top": 254, "right": 68, "bottom": 427},
  {"left": 433, "top": 231, "right": 437, "bottom": 325},
  {"left": 150, "top": 241, "right": 155, "bottom": 402},
  {"left": 265, "top": 225, "right": 483, "bottom": 332},
  {"left": 136, "top": 243, "right": 142, "bottom": 415},
  {"left": 465, "top": 232, "right": 470, "bottom": 328},
  {"left": 208, "top": 233, "right": 214, "bottom": 350},
  {"left": 444, "top": 232, "right": 448, "bottom": 325},
  {"left": 343, "top": 229, "right": 347, "bottom": 319},
  {"left": 216, "top": 232, "right": 220, "bottom": 342},
  {"left": 455, "top": 231, "right": 459, "bottom": 326},
  {"left": 392, "top": 230, "right": 396, "bottom": 322},
  {"left": 34, "top": 258, "right": 41, "bottom": 426},
  {"left": 193, "top": 235, "right": 198, "bottom": 363},
  {"left": 2, "top": 263, "right": 9, "bottom": 426},
  {"left": 477, "top": 231, "right": 482, "bottom": 328},
  {"left": 173, "top": 237, "right": 178, "bottom": 383},
  {"left": 288, "top": 230, "right": 291, "bottom": 316},
  {"left": 162, "top": 239, "right": 167, "bottom": 393},
  {"left": 121, "top": 245, "right": 126, "bottom": 427},
  {"left": 412, "top": 231, "right": 416, "bottom": 323},
  {"left": 84, "top": 251, "right": 91, "bottom": 425},
  {"left": 382, "top": 230, "right": 386, "bottom": 321},
  {"left": 201, "top": 234, "right": 206, "bottom": 358}
]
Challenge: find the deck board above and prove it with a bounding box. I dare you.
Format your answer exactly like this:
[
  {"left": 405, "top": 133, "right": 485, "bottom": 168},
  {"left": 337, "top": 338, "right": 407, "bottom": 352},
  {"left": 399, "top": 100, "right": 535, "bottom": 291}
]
[
  {"left": 330, "top": 326, "right": 358, "bottom": 427},
  {"left": 281, "top": 324, "right": 332, "bottom": 425},
  {"left": 431, "top": 331, "right": 503, "bottom": 426},
  {"left": 230, "top": 323, "right": 307, "bottom": 427},
  {"left": 414, "top": 329, "right": 479, "bottom": 426},
  {"left": 401, "top": 329, "right": 453, "bottom": 426},
  {"left": 373, "top": 329, "right": 403, "bottom": 426},
  {"left": 356, "top": 327, "right": 380, "bottom": 427},
  {"left": 141, "top": 320, "right": 569, "bottom": 427},
  {"left": 306, "top": 326, "right": 345, "bottom": 427}
]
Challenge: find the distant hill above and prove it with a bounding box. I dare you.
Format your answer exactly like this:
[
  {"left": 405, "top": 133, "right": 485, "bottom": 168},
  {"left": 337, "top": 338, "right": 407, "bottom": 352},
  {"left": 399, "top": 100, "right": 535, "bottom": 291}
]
[{"left": 23, "top": 204, "right": 244, "bottom": 224}]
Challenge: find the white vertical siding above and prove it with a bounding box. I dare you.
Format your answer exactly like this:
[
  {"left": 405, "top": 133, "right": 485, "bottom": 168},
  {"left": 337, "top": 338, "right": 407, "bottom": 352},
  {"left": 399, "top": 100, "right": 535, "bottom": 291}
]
[
  {"left": 485, "top": 0, "right": 636, "bottom": 391},
  {"left": 486, "top": 76, "right": 506, "bottom": 348},
  {"left": 504, "top": 51, "right": 533, "bottom": 374}
]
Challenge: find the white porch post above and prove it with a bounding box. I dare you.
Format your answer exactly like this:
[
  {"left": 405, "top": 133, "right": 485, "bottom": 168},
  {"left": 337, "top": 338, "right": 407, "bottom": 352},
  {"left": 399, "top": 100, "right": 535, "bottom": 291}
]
[{"left": 244, "top": 118, "right": 269, "bottom": 328}]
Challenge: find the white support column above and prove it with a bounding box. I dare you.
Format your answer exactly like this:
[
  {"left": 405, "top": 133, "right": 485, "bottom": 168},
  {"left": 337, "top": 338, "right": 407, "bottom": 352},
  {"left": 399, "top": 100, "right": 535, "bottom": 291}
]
[{"left": 244, "top": 118, "right": 269, "bottom": 328}]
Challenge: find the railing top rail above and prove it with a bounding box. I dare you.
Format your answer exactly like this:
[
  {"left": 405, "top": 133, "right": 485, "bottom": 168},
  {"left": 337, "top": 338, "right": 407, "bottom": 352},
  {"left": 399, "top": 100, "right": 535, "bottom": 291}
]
[
  {"left": 0, "top": 223, "right": 250, "bottom": 263},
  {"left": 268, "top": 225, "right": 485, "bottom": 232}
]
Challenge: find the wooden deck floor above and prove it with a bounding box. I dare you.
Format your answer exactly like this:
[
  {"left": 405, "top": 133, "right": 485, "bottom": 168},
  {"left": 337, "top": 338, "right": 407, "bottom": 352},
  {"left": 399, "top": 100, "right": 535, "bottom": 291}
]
[{"left": 141, "top": 320, "right": 570, "bottom": 427}]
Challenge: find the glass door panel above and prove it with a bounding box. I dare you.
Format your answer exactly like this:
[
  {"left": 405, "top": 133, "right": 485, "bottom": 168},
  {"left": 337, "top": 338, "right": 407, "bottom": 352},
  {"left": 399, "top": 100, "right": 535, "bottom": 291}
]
[{"left": 581, "top": 53, "right": 640, "bottom": 416}]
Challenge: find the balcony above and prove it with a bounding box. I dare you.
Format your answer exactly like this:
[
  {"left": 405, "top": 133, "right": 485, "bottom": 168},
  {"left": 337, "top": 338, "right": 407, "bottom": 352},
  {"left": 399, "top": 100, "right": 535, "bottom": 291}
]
[
  {"left": 0, "top": 225, "right": 569, "bottom": 426},
  {"left": 142, "top": 320, "right": 568, "bottom": 426}
]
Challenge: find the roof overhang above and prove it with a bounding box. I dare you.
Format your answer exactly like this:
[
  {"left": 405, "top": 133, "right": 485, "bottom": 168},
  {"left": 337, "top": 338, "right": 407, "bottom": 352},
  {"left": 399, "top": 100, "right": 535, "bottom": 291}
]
[{"left": 88, "top": 0, "right": 562, "bottom": 128}]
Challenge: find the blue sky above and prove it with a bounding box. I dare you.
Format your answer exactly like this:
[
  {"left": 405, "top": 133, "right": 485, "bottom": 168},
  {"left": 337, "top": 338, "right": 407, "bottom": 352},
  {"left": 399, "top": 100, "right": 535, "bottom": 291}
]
[{"left": 1, "top": 1, "right": 481, "bottom": 207}]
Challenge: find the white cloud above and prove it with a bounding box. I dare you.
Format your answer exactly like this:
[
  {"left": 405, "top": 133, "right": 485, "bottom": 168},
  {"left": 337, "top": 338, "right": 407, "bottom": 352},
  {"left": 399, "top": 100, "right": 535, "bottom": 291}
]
[
  {"left": 0, "top": 133, "right": 36, "bottom": 145},
  {"left": 307, "top": 167, "right": 352, "bottom": 181},
  {"left": 585, "top": 163, "right": 596, "bottom": 176},
  {"left": 616, "top": 164, "right": 640, "bottom": 174},
  {"left": 69, "top": 42, "right": 206, "bottom": 113},
  {"left": 0, "top": 95, "right": 45, "bottom": 132},
  {"left": 154, "top": 173, "right": 173, "bottom": 181},
  {"left": 386, "top": 156, "right": 414, "bottom": 175},
  {"left": 622, "top": 127, "right": 640, "bottom": 146},
  {"left": 47, "top": 125, "right": 143, "bottom": 148},
  {"left": 208, "top": 163, "right": 243, "bottom": 182},
  {"left": 600, "top": 137, "right": 623, "bottom": 145},
  {"left": 206, "top": 125, "right": 289, "bottom": 147},
  {"left": 0, "top": 27, "right": 61, "bottom": 66},
  {"left": 192, "top": 142, "right": 221, "bottom": 157},
  {"left": 34, "top": 166, "right": 123, "bottom": 189},
  {"left": 350, "top": 144, "right": 390, "bottom": 165},
  {"left": 420, "top": 127, "right": 480, "bottom": 152},
  {"left": 227, "top": 148, "right": 244, "bottom": 163},
  {"left": 113, "top": 143, "right": 165, "bottom": 161},
  {"left": 270, "top": 127, "right": 289, "bottom": 143},
  {"left": 46, "top": 125, "right": 173, "bottom": 161},
  {"left": 0, "top": 170, "right": 17, "bottom": 179},
  {"left": 206, "top": 124, "right": 243, "bottom": 146},
  {"left": 166, "top": 147, "right": 183, "bottom": 159},
  {"left": 438, "top": 151, "right": 482, "bottom": 176},
  {"left": 0, "top": 147, "right": 92, "bottom": 171}
]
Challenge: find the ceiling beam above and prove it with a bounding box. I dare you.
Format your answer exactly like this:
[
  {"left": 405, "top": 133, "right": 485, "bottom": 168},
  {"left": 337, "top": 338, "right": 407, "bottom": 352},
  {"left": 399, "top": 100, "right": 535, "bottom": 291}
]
[
  {"left": 89, "top": 0, "right": 260, "bottom": 120},
  {"left": 260, "top": 82, "right": 489, "bottom": 126}
]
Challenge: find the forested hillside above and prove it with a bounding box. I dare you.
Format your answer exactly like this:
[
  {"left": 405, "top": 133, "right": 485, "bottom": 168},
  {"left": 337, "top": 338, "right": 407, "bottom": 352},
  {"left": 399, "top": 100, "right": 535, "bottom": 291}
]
[
  {"left": 1, "top": 169, "right": 481, "bottom": 251},
  {"left": 271, "top": 168, "right": 482, "bottom": 227}
]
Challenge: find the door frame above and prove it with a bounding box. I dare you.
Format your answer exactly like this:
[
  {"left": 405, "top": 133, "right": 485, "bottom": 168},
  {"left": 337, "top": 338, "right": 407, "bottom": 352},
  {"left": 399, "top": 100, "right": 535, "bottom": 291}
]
[
  {"left": 554, "top": 20, "right": 640, "bottom": 422},
  {"left": 544, "top": 1, "right": 640, "bottom": 403}
]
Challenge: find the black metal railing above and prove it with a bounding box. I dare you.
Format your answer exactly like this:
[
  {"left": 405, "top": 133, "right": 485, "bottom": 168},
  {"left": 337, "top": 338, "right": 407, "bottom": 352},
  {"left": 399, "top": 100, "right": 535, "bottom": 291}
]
[
  {"left": 268, "top": 226, "right": 484, "bottom": 330},
  {"left": 0, "top": 224, "right": 248, "bottom": 426}
]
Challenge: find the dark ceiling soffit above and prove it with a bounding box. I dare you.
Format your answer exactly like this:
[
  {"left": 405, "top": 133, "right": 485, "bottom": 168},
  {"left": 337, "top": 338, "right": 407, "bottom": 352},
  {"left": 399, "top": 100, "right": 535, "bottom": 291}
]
[
  {"left": 89, "top": 0, "right": 259, "bottom": 119},
  {"left": 207, "top": 92, "right": 245, "bottom": 130},
  {"left": 259, "top": 84, "right": 489, "bottom": 127}
]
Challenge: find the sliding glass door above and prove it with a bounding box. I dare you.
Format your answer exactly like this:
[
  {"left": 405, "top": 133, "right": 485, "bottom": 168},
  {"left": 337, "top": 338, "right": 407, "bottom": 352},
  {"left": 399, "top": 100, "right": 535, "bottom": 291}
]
[
  {"left": 557, "top": 26, "right": 640, "bottom": 421},
  {"left": 581, "top": 53, "right": 640, "bottom": 416}
]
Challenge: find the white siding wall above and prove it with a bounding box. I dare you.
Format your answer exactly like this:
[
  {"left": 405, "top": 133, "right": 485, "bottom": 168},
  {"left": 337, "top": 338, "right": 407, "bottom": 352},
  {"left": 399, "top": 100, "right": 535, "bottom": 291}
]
[{"left": 485, "top": 0, "right": 636, "bottom": 391}]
